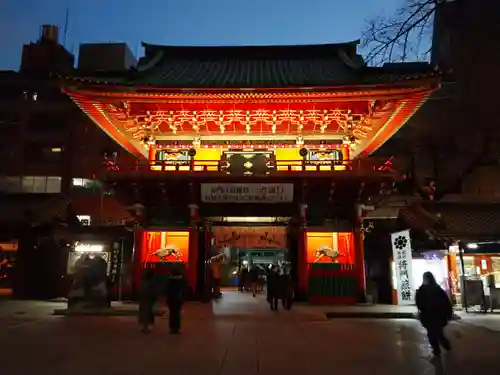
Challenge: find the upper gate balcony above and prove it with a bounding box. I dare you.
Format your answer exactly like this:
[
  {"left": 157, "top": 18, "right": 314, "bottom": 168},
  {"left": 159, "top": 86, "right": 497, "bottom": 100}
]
[{"left": 102, "top": 153, "right": 399, "bottom": 181}]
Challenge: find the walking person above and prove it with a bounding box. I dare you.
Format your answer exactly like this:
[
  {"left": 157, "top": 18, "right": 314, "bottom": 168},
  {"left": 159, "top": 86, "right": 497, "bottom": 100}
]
[
  {"left": 416, "top": 271, "right": 453, "bottom": 358},
  {"left": 267, "top": 265, "right": 280, "bottom": 311},
  {"left": 166, "top": 266, "right": 185, "bottom": 334},
  {"left": 250, "top": 265, "right": 259, "bottom": 297},
  {"left": 281, "top": 271, "right": 294, "bottom": 311},
  {"left": 240, "top": 266, "right": 249, "bottom": 292},
  {"left": 138, "top": 268, "right": 157, "bottom": 334}
]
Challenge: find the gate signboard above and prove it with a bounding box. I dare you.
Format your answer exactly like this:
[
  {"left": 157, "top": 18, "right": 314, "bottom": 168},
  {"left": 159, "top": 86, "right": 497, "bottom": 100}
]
[{"left": 201, "top": 183, "right": 293, "bottom": 203}]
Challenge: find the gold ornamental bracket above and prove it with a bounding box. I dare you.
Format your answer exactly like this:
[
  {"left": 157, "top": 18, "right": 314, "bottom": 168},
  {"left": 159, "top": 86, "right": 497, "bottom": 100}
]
[{"left": 115, "top": 108, "right": 371, "bottom": 138}]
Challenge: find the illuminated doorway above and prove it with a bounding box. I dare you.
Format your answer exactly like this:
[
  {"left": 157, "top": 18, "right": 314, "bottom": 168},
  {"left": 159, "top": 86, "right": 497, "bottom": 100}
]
[{"left": 211, "top": 224, "right": 288, "bottom": 287}]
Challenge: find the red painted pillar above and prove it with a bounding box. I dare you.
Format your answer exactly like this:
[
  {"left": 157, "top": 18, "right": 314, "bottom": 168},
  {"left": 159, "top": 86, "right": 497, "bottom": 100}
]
[
  {"left": 132, "top": 229, "right": 145, "bottom": 297},
  {"left": 148, "top": 145, "right": 154, "bottom": 163},
  {"left": 353, "top": 227, "right": 366, "bottom": 299}
]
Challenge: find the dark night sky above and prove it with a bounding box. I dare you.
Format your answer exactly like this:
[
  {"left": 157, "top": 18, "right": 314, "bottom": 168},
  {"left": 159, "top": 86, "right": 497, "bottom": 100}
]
[{"left": 0, "top": 0, "right": 402, "bottom": 70}]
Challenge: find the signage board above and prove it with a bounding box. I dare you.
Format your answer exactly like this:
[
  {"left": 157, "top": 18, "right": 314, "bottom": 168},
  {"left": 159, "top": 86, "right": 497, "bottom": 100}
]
[
  {"left": 201, "top": 183, "right": 293, "bottom": 203},
  {"left": 391, "top": 229, "right": 414, "bottom": 305}
]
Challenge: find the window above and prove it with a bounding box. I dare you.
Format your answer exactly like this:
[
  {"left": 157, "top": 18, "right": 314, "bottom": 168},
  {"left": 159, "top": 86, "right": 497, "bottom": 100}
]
[
  {"left": 72, "top": 178, "right": 93, "bottom": 188},
  {"left": 71, "top": 178, "right": 108, "bottom": 195},
  {"left": 21, "top": 176, "right": 35, "bottom": 192},
  {"left": 491, "top": 257, "right": 500, "bottom": 288},
  {"left": 456, "top": 256, "right": 476, "bottom": 277},
  {"left": 24, "top": 143, "right": 63, "bottom": 163},
  {"left": 77, "top": 215, "right": 91, "bottom": 226},
  {"left": 0, "top": 176, "right": 22, "bottom": 192},
  {"left": 21, "top": 176, "right": 61, "bottom": 193},
  {"left": 46, "top": 176, "right": 62, "bottom": 193},
  {"left": 32, "top": 176, "right": 47, "bottom": 193}
]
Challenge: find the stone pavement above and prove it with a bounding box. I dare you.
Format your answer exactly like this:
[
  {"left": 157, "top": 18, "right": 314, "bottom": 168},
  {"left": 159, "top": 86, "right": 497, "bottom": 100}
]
[
  {"left": 1, "top": 295, "right": 500, "bottom": 375},
  {"left": 324, "top": 304, "right": 417, "bottom": 319},
  {"left": 456, "top": 311, "right": 500, "bottom": 332},
  {"left": 0, "top": 313, "right": 499, "bottom": 375}
]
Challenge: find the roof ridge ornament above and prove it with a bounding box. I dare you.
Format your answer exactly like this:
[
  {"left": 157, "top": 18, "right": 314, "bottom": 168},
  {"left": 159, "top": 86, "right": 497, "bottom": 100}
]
[
  {"left": 136, "top": 50, "right": 165, "bottom": 72},
  {"left": 338, "top": 49, "right": 365, "bottom": 69}
]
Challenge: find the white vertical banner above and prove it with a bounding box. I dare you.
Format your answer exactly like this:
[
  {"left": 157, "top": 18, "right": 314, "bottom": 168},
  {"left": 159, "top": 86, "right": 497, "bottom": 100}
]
[{"left": 391, "top": 229, "right": 414, "bottom": 305}]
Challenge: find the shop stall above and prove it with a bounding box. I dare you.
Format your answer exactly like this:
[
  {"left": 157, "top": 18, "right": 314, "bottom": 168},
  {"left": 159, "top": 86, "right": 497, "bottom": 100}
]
[
  {"left": 391, "top": 250, "right": 448, "bottom": 305},
  {"left": 448, "top": 243, "right": 500, "bottom": 309}
]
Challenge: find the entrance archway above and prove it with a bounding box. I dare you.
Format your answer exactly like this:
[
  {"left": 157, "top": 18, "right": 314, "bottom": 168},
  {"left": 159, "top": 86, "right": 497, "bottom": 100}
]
[{"left": 206, "top": 221, "right": 291, "bottom": 302}]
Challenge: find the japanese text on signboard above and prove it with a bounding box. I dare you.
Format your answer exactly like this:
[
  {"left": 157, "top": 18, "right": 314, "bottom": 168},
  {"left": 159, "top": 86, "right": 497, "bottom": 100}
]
[{"left": 201, "top": 183, "right": 293, "bottom": 203}]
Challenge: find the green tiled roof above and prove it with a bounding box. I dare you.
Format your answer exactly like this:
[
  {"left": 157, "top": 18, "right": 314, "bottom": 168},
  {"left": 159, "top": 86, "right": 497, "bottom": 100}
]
[
  {"left": 133, "top": 41, "right": 364, "bottom": 87},
  {"left": 67, "top": 41, "right": 437, "bottom": 88}
]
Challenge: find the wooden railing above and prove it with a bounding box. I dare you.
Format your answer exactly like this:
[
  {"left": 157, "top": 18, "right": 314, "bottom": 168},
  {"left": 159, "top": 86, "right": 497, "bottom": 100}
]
[{"left": 103, "top": 159, "right": 398, "bottom": 176}]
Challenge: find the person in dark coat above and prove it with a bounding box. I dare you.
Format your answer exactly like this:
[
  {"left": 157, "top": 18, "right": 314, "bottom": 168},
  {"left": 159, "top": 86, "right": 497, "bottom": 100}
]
[
  {"left": 281, "top": 271, "right": 294, "bottom": 310},
  {"left": 266, "top": 266, "right": 280, "bottom": 311},
  {"left": 166, "top": 266, "right": 185, "bottom": 334},
  {"left": 240, "top": 266, "right": 249, "bottom": 292},
  {"left": 138, "top": 268, "right": 157, "bottom": 334},
  {"left": 237, "top": 264, "right": 245, "bottom": 292},
  {"left": 415, "top": 271, "right": 453, "bottom": 357},
  {"left": 250, "top": 266, "right": 259, "bottom": 297}
]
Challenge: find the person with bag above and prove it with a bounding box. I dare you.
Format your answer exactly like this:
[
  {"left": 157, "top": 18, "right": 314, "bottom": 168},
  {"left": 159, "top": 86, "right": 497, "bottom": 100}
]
[
  {"left": 138, "top": 269, "right": 157, "bottom": 334},
  {"left": 416, "top": 271, "right": 453, "bottom": 357}
]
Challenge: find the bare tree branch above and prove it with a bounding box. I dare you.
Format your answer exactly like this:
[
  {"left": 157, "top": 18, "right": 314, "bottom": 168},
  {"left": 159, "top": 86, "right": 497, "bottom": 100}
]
[{"left": 361, "top": 0, "right": 446, "bottom": 66}]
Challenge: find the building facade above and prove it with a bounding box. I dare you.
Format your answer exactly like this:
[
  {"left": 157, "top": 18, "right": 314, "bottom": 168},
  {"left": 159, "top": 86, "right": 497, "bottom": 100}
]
[
  {"left": 0, "top": 26, "right": 136, "bottom": 298},
  {"left": 365, "top": 0, "right": 500, "bottom": 305},
  {"left": 62, "top": 41, "right": 439, "bottom": 302}
]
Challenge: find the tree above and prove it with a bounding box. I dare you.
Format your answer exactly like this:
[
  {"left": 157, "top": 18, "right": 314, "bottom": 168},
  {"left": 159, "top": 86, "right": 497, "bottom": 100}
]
[{"left": 361, "top": 0, "right": 456, "bottom": 66}]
